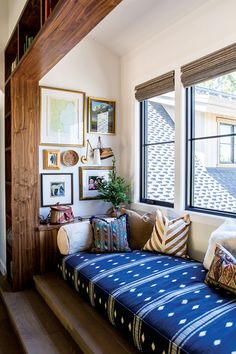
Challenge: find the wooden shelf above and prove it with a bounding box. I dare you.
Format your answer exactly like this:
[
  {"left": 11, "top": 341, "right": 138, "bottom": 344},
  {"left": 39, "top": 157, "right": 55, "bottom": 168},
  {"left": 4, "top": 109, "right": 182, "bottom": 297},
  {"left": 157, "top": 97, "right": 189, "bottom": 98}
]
[{"left": 5, "top": 28, "right": 18, "bottom": 82}]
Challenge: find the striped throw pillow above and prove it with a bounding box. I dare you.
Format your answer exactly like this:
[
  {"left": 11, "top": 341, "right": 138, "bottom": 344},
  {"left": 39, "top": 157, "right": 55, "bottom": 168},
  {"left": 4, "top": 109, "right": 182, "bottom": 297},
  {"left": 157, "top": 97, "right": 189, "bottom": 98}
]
[
  {"left": 143, "top": 209, "right": 190, "bottom": 258},
  {"left": 90, "top": 214, "right": 131, "bottom": 253}
]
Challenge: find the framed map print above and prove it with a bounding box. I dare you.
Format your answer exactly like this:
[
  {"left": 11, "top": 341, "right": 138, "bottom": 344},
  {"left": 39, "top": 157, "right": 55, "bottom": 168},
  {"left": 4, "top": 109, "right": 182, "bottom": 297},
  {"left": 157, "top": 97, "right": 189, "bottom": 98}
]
[{"left": 40, "top": 86, "right": 85, "bottom": 146}]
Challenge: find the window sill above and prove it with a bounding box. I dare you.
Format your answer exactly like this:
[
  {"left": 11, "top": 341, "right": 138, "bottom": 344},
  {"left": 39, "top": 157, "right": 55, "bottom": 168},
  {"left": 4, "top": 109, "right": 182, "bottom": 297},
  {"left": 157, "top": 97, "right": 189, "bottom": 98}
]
[{"left": 131, "top": 202, "right": 225, "bottom": 227}]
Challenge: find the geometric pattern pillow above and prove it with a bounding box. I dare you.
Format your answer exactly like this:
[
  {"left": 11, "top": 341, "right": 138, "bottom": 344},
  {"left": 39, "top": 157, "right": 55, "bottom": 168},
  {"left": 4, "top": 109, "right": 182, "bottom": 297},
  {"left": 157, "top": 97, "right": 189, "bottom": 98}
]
[
  {"left": 90, "top": 214, "right": 131, "bottom": 253},
  {"left": 143, "top": 209, "right": 190, "bottom": 258},
  {"left": 205, "top": 243, "right": 236, "bottom": 294}
]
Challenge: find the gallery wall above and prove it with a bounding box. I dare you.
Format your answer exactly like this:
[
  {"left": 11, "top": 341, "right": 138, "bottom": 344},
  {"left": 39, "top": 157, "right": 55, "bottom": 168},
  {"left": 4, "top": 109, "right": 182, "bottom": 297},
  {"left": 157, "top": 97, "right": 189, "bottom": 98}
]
[
  {"left": 120, "top": 0, "right": 236, "bottom": 261},
  {"left": 39, "top": 36, "right": 121, "bottom": 218}
]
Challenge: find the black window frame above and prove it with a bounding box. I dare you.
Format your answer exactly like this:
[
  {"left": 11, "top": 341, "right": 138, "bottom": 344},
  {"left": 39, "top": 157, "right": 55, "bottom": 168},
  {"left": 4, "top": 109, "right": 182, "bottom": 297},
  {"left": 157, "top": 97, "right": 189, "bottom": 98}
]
[
  {"left": 218, "top": 122, "right": 236, "bottom": 164},
  {"left": 186, "top": 86, "right": 236, "bottom": 218},
  {"left": 140, "top": 100, "right": 174, "bottom": 208}
]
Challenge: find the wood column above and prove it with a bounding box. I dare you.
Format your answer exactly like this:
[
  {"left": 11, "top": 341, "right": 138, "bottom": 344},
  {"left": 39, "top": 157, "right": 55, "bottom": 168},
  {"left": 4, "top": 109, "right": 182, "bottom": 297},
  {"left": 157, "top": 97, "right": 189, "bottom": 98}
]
[{"left": 11, "top": 78, "right": 40, "bottom": 290}]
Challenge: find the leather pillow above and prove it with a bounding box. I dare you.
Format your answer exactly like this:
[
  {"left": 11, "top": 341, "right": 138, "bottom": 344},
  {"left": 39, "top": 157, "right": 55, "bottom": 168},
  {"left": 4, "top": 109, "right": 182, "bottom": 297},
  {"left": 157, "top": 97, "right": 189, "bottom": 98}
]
[{"left": 126, "top": 209, "right": 154, "bottom": 249}]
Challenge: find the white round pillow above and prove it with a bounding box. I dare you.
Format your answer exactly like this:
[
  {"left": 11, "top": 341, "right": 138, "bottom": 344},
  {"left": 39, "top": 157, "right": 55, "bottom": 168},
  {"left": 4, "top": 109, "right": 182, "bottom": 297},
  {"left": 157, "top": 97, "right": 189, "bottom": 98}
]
[{"left": 57, "top": 221, "right": 93, "bottom": 255}]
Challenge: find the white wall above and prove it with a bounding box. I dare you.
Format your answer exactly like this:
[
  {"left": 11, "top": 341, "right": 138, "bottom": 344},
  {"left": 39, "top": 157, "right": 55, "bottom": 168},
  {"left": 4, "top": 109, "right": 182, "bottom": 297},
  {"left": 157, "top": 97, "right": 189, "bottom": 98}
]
[
  {"left": 0, "top": 90, "right": 6, "bottom": 273},
  {"left": 0, "top": 0, "right": 8, "bottom": 90},
  {"left": 120, "top": 0, "right": 236, "bottom": 261},
  {"left": 7, "top": 0, "right": 26, "bottom": 36},
  {"left": 39, "top": 37, "right": 120, "bottom": 218}
]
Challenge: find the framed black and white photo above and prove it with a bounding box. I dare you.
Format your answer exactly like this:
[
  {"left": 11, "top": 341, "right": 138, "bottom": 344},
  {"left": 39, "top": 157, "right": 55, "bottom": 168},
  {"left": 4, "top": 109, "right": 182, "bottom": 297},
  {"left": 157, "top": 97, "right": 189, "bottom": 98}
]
[
  {"left": 79, "top": 166, "right": 112, "bottom": 200},
  {"left": 40, "top": 173, "right": 73, "bottom": 207}
]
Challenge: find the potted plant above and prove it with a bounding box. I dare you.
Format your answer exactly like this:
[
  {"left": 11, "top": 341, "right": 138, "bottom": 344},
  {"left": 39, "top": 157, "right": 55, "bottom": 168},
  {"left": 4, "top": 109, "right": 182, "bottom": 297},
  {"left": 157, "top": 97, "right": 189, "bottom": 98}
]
[{"left": 97, "top": 157, "right": 130, "bottom": 216}]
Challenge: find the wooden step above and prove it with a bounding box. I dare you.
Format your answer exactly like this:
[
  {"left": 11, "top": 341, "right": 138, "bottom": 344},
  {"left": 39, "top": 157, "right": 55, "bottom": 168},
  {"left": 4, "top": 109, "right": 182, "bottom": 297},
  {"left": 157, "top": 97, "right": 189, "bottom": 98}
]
[
  {"left": 34, "top": 273, "right": 139, "bottom": 354},
  {"left": 0, "top": 277, "right": 81, "bottom": 354}
]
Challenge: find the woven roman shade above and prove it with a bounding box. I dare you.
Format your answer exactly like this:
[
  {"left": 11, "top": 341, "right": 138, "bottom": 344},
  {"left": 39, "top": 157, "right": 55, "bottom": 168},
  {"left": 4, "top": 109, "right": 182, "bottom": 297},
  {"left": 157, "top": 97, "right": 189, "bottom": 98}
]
[
  {"left": 181, "top": 43, "right": 236, "bottom": 87},
  {"left": 135, "top": 70, "right": 175, "bottom": 101}
]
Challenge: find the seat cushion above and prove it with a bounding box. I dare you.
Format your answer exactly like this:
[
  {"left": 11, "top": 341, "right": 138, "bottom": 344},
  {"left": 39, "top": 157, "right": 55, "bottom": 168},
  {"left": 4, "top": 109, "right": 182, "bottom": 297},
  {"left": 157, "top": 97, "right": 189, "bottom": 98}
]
[{"left": 58, "top": 251, "right": 236, "bottom": 354}]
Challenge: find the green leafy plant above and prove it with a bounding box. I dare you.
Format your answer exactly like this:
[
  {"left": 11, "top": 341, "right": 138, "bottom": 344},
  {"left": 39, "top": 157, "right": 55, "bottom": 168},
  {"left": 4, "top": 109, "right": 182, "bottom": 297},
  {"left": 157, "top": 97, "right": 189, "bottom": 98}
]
[{"left": 97, "top": 158, "right": 130, "bottom": 208}]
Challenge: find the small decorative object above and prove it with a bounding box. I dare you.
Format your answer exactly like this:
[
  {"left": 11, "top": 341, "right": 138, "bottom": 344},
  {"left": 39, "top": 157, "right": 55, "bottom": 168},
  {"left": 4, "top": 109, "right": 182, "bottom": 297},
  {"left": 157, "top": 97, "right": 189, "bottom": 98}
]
[
  {"left": 40, "top": 173, "right": 73, "bottom": 207},
  {"left": 50, "top": 203, "right": 74, "bottom": 224},
  {"left": 43, "top": 149, "right": 60, "bottom": 170},
  {"left": 40, "top": 86, "right": 85, "bottom": 147},
  {"left": 97, "top": 157, "right": 130, "bottom": 215},
  {"left": 88, "top": 97, "right": 116, "bottom": 134},
  {"left": 62, "top": 150, "right": 79, "bottom": 166},
  {"left": 98, "top": 136, "right": 114, "bottom": 160},
  {"left": 79, "top": 166, "right": 112, "bottom": 200}
]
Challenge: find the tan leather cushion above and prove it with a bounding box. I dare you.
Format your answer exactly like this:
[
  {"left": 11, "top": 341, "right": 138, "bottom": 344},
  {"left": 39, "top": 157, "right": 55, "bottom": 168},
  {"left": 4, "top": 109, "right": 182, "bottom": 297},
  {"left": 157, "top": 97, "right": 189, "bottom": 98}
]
[{"left": 126, "top": 210, "right": 154, "bottom": 249}]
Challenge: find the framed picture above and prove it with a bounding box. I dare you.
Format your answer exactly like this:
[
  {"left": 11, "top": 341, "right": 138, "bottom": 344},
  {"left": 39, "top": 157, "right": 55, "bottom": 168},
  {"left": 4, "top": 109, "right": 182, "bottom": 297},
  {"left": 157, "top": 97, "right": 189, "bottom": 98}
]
[
  {"left": 43, "top": 149, "right": 60, "bottom": 170},
  {"left": 40, "top": 86, "right": 85, "bottom": 147},
  {"left": 88, "top": 97, "right": 116, "bottom": 134},
  {"left": 40, "top": 173, "right": 73, "bottom": 207},
  {"left": 79, "top": 166, "right": 112, "bottom": 200}
]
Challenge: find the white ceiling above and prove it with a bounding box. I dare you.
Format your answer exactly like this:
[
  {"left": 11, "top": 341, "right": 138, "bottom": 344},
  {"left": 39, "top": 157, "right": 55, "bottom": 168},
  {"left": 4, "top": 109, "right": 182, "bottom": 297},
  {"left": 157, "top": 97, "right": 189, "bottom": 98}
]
[{"left": 89, "top": 0, "right": 209, "bottom": 56}]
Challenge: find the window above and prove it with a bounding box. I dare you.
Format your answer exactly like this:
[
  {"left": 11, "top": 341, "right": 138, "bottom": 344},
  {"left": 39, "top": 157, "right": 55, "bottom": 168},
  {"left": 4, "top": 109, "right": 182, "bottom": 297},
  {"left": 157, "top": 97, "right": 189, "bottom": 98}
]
[
  {"left": 186, "top": 72, "right": 236, "bottom": 216},
  {"left": 140, "top": 91, "right": 175, "bottom": 206},
  {"left": 219, "top": 122, "right": 236, "bottom": 164}
]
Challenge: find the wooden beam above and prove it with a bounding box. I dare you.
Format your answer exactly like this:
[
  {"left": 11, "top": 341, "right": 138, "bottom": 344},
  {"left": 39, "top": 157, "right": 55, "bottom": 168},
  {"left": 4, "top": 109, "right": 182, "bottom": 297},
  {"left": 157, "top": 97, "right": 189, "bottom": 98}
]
[
  {"left": 11, "top": 78, "right": 40, "bottom": 290},
  {"left": 15, "top": 0, "right": 122, "bottom": 81}
]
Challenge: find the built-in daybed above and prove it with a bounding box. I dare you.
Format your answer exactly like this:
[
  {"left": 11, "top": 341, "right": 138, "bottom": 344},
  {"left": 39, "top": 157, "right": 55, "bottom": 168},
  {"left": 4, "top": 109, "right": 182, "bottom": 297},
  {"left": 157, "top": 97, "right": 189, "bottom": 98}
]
[{"left": 58, "top": 250, "right": 236, "bottom": 354}]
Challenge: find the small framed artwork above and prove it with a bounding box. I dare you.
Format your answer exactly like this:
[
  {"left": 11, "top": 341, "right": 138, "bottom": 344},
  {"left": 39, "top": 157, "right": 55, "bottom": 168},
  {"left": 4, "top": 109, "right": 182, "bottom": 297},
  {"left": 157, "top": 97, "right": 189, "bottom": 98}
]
[
  {"left": 88, "top": 97, "right": 116, "bottom": 134},
  {"left": 41, "top": 173, "right": 73, "bottom": 207},
  {"left": 43, "top": 149, "right": 60, "bottom": 170},
  {"left": 40, "top": 86, "right": 85, "bottom": 147},
  {"left": 79, "top": 166, "right": 112, "bottom": 200}
]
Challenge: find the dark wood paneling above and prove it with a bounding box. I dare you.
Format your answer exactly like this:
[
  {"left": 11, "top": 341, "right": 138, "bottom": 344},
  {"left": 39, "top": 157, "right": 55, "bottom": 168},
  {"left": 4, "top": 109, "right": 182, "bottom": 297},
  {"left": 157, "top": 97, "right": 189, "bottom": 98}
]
[
  {"left": 15, "top": 0, "right": 122, "bottom": 81},
  {"left": 11, "top": 78, "right": 40, "bottom": 290}
]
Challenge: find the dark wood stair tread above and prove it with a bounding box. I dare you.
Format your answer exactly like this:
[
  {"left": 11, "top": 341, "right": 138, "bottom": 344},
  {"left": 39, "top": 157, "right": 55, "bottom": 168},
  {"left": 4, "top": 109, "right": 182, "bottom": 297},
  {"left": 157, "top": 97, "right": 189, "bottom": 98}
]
[
  {"left": 0, "top": 277, "right": 81, "bottom": 354},
  {"left": 34, "top": 273, "right": 139, "bottom": 354}
]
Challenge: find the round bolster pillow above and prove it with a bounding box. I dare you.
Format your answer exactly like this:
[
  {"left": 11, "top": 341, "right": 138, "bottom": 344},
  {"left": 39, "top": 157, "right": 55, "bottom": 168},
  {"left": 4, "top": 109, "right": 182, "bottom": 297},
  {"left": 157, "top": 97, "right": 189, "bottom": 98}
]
[{"left": 57, "top": 221, "right": 93, "bottom": 255}]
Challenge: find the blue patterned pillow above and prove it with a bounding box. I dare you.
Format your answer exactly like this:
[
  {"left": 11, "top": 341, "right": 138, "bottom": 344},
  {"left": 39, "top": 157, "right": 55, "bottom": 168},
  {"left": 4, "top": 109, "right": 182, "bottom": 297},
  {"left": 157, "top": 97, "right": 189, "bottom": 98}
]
[{"left": 90, "top": 214, "right": 131, "bottom": 252}]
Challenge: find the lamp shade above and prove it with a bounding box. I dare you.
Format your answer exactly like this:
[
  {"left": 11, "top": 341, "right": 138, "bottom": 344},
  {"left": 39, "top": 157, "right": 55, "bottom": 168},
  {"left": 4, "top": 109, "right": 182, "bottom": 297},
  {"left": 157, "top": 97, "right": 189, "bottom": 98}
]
[{"left": 93, "top": 148, "right": 101, "bottom": 165}]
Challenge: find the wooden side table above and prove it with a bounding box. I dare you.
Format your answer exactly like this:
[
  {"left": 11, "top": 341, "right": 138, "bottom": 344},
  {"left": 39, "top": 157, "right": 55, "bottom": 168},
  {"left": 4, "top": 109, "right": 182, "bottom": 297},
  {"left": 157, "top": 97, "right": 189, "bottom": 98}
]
[
  {"left": 37, "top": 219, "right": 83, "bottom": 273},
  {"left": 37, "top": 223, "right": 61, "bottom": 274}
]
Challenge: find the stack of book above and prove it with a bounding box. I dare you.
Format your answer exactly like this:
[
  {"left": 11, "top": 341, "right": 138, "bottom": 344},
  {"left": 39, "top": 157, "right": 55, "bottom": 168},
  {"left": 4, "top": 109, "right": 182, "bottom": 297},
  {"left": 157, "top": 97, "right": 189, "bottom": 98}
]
[
  {"left": 23, "top": 35, "right": 34, "bottom": 53},
  {"left": 11, "top": 57, "right": 18, "bottom": 73},
  {"left": 45, "top": 0, "right": 52, "bottom": 21}
]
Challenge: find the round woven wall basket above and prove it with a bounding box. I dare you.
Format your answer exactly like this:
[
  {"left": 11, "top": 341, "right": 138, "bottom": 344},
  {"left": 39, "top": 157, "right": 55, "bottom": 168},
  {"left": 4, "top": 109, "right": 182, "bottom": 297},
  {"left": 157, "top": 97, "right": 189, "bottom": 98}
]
[{"left": 62, "top": 150, "right": 79, "bottom": 166}]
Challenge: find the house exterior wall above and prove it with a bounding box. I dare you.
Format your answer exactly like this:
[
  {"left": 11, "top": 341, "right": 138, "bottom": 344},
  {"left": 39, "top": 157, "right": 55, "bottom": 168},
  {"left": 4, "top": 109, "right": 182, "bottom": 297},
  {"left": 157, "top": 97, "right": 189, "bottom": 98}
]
[{"left": 120, "top": 0, "right": 236, "bottom": 261}]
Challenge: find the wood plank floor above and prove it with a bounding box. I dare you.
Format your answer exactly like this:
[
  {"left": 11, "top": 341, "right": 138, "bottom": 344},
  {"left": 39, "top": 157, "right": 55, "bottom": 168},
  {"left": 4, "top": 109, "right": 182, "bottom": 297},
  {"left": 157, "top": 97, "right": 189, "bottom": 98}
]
[
  {"left": 0, "top": 297, "right": 23, "bottom": 354},
  {"left": 34, "top": 273, "right": 139, "bottom": 354},
  {"left": 0, "top": 277, "right": 81, "bottom": 354}
]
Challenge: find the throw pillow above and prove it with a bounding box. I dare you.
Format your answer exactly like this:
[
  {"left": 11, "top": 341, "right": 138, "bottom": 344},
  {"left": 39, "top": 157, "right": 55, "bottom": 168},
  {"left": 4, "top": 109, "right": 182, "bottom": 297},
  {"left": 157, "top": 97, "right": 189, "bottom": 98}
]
[
  {"left": 90, "top": 214, "right": 131, "bottom": 252},
  {"left": 57, "top": 221, "right": 93, "bottom": 255},
  {"left": 125, "top": 209, "right": 154, "bottom": 249},
  {"left": 143, "top": 209, "right": 190, "bottom": 258},
  {"left": 205, "top": 244, "right": 236, "bottom": 295},
  {"left": 203, "top": 219, "right": 236, "bottom": 270}
]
